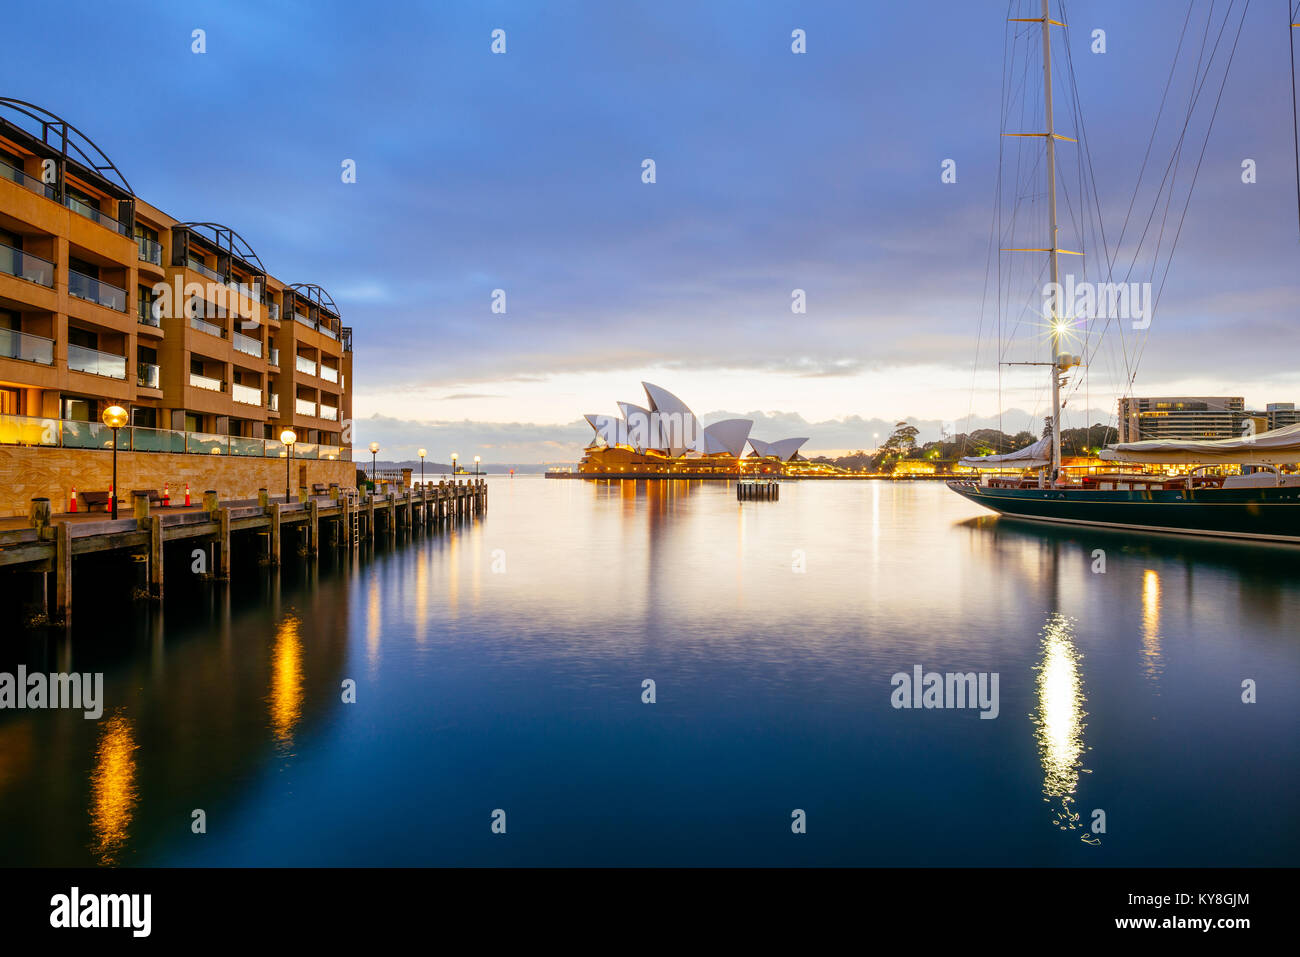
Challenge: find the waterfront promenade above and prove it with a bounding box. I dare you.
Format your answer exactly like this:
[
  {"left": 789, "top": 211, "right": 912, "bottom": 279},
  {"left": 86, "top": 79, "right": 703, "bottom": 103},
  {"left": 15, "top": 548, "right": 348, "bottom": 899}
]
[{"left": 0, "top": 478, "right": 487, "bottom": 624}]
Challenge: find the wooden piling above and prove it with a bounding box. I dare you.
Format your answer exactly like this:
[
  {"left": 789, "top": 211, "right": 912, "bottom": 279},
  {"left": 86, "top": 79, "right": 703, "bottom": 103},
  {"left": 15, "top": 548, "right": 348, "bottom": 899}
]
[
  {"left": 149, "top": 514, "right": 164, "bottom": 600},
  {"left": 54, "top": 519, "right": 71, "bottom": 624}
]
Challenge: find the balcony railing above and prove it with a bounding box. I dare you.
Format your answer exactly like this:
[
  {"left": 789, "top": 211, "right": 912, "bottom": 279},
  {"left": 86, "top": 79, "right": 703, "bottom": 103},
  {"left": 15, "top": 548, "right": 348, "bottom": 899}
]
[
  {"left": 232, "top": 382, "right": 262, "bottom": 406},
  {"left": 0, "top": 158, "right": 56, "bottom": 199},
  {"left": 295, "top": 398, "right": 316, "bottom": 417},
  {"left": 190, "top": 314, "right": 224, "bottom": 338},
  {"left": 0, "top": 413, "right": 353, "bottom": 460},
  {"left": 0, "top": 242, "right": 55, "bottom": 287},
  {"left": 293, "top": 312, "right": 314, "bottom": 330},
  {"left": 268, "top": 347, "right": 279, "bottom": 367},
  {"left": 267, "top": 302, "right": 280, "bottom": 321},
  {"left": 295, "top": 355, "right": 316, "bottom": 376},
  {"left": 320, "top": 364, "right": 339, "bottom": 383},
  {"left": 0, "top": 328, "right": 54, "bottom": 365},
  {"left": 64, "top": 195, "right": 129, "bottom": 235},
  {"left": 320, "top": 324, "right": 338, "bottom": 340},
  {"left": 67, "top": 343, "right": 127, "bottom": 379},
  {"left": 189, "top": 371, "right": 224, "bottom": 392},
  {"left": 68, "top": 269, "right": 127, "bottom": 311},
  {"left": 136, "top": 236, "right": 162, "bottom": 265},
  {"left": 138, "top": 301, "right": 161, "bottom": 327},
  {"left": 187, "top": 258, "right": 222, "bottom": 282},
  {"left": 232, "top": 331, "right": 263, "bottom": 358},
  {"left": 137, "top": 361, "right": 160, "bottom": 389},
  {"left": 268, "top": 393, "right": 279, "bottom": 411},
  {"left": 320, "top": 405, "right": 339, "bottom": 421}
]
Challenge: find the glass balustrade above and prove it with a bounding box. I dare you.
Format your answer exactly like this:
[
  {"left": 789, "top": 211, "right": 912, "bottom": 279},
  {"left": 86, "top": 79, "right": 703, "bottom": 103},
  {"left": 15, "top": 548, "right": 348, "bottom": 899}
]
[
  {"left": 0, "top": 413, "right": 59, "bottom": 446},
  {"left": 64, "top": 195, "right": 129, "bottom": 234},
  {"left": 189, "top": 371, "right": 223, "bottom": 392},
  {"left": 137, "top": 362, "right": 160, "bottom": 389},
  {"left": 232, "top": 383, "right": 261, "bottom": 405},
  {"left": 68, "top": 269, "right": 127, "bottom": 311},
  {"left": 320, "top": 365, "right": 339, "bottom": 383},
  {"left": 295, "top": 355, "right": 316, "bottom": 376},
  {"left": 136, "top": 236, "right": 162, "bottom": 265},
  {"left": 233, "top": 331, "right": 263, "bottom": 357},
  {"left": 67, "top": 343, "right": 127, "bottom": 378},
  {"left": 320, "top": 406, "right": 339, "bottom": 421},
  {"left": 0, "top": 242, "right": 55, "bottom": 287},
  {"left": 268, "top": 347, "right": 279, "bottom": 367},
  {"left": 295, "top": 398, "right": 316, "bottom": 416},
  {"left": 186, "top": 258, "right": 222, "bottom": 282},
  {"left": 0, "top": 328, "right": 55, "bottom": 365},
  {"left": 190, "top": 315, "right": 224, "bottom": 338},
  {"left": 0, "top": 158, "right": 56, "bottom": 199}
]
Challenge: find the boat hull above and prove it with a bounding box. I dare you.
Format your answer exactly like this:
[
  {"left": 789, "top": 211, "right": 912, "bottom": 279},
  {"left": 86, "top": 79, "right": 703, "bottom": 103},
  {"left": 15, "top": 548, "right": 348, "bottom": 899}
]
[{"left": 946, "top": 480, "right": 1300, "bottom": 544}]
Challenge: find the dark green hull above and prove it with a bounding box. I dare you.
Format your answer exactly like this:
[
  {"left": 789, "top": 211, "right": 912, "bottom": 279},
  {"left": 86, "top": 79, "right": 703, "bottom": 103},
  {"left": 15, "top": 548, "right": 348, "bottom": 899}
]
[{"left": 946, "top": 480, "right": 1300, "bottom": 544}]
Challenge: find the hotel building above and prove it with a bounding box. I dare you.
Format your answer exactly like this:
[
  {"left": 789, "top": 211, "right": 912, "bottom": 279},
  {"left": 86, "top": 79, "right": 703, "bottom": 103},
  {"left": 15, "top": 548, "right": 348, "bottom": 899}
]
[
  {"left": 0, "top": 99, "right": 353, "bottom": 512},
  {"left": 1119, "top": 396, "right": 1298, "bottom": 443}
]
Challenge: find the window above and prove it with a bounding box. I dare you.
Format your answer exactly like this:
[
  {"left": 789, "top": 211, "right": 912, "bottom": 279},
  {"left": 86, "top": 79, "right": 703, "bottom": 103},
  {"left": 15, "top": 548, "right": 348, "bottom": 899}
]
[
  {"left": 184, "top": 412, "right": 200, "bottom": 432},
  {"left": 131, "top": 407, "right": 156, "bottom": 428},
  {"left": 138, "top": 345, "right": 157, "bottom": 366},
  {"left": 61, "top": 396, "right": 94, "bottom": 422},
  {"left": 67, "top": 326, "right": 97, "bottom": 350},
  {"left": 68, "top": 256, "right": 98, "bottom": 279},
  {"left": 134, "top": 223, "right": 158, "bottom": 243},
  {"left": 138, "top": 285, "right": 158, "bottom": 324},
  {"left": 0, "top": 387, "right": 20, "bottom": 415}
]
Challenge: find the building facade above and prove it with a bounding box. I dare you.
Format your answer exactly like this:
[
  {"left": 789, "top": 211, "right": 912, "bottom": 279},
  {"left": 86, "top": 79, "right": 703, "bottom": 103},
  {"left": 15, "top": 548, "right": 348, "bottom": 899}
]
[
  {"left": 1118, "top": 396, "right": 1246, "bottom": 443},
  {"left": 0, "top": 99, "right": 352, "bottom": 471}
]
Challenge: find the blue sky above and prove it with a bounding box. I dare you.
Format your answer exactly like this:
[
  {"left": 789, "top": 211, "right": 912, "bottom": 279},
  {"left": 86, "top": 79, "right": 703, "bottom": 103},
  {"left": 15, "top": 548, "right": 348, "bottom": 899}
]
[{"left": 8, "top": 0, "right": 1298, "bottom": 461}]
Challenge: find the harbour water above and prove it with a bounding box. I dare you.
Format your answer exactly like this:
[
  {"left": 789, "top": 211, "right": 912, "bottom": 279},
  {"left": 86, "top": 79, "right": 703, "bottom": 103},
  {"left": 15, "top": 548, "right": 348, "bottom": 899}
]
[{"left": 1, "top": 477, "right": 1296, "bottom": 866}]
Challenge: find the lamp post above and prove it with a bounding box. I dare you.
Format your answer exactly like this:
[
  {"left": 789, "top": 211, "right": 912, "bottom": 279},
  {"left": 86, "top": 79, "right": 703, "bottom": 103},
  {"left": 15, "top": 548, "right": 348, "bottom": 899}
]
[
  {"left": 450, "top": 452, "right": 458, "bottom": 476},
  {"left": 418, "top": 448, "right": 426, "bottom": 486},
  {"left": 368, "top": 441, "right": 380, "bottom": 488},
  {"left": 101, "top": 405, "right": 128, "bottom": 520},
  {"left": 280, "top": 429, "right": 297, "bottom": 502},
  {"left": 474, "top": 454, "right": 480, "bottom": 477}
]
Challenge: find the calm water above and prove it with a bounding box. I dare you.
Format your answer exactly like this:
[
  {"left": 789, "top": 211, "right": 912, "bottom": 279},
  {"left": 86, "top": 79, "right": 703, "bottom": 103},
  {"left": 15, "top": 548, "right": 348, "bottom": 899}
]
[{"left": 1, "top": 477, "right": 1296, "bottom": 866}]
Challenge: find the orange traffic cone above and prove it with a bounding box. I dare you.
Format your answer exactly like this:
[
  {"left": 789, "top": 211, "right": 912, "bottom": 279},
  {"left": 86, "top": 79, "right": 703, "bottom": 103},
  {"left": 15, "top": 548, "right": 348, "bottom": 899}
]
[
  {"left": 69, "top": 486, "right": 78, "bottom": 513},
  {"left": 184, "top": 483, "right": 191, "bottom": 507},
  {"left": 163, "top": 482, "right": 170, "bottom": 507}
]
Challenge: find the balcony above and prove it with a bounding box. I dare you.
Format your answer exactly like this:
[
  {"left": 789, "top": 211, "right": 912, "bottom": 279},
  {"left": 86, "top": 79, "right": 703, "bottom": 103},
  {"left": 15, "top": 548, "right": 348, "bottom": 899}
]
[
  {"left": 0, "top": 158, "right": 56, "bottom": 199},
  {"left": 137, "top": 361, "right": 160, "bottom": 389},
  {"left": 0, "top": 242, "right": 55, "bottom": 287},
  {"left": 268, "top": 346, "right": 279, "bottom": 367},
  {"left": 320, "top": 364, "right": 339, "bottom": 383},
  {"left": 293, "top": 312, "right": 314, "bottom": 330},
  {"left": 295, "top": 398, "right": 316, "bottom": 417},
  {"left": 189, "top": 371, "right": 224, "bottom": 392},
  {"left": 232, "top": 382, "right": 262, "bottom": 406},
  {"left": 267, "top": 302, "right": 281, "bottom": 321},
  {"left": 268, "top": 393, "right": 279, "bottom": 411},
  {"left": 233, "top": 330, "right": 263, "bottom": 358},
  {"left": 320, "top": 405, "right": 339, "bottom": 421},
  {"left": 295, "top": 355, "right": 316, "bottom": 376},
  {"left": 64, "top": 195, "right": 129, "bottom": 235},
  {"left": 67, "top": 343, "right": 127, "bottom": 379},
  {"left": 68, "top": 269, "right": 127, "bottom": 312},
  {"left": 187, "top": 258, "right": 222, "bottom": 282},
  {"left": 189, "top": 314, "right": 224, "bottom": 338},
  {"left": 136, "top": 236, "right": 162, "bottom": 266},
  {"left": 138, "top": 301, "right": 161, "bottom": 328},
  {"left": 0, "top": 328, "right": 54, "bottom": 365}
]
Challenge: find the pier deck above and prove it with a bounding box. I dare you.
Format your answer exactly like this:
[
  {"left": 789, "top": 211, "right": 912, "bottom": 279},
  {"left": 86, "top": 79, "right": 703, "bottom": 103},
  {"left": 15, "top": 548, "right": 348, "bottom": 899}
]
[{"left": 0, "top": 479, "right": 488, "bottom": 624}]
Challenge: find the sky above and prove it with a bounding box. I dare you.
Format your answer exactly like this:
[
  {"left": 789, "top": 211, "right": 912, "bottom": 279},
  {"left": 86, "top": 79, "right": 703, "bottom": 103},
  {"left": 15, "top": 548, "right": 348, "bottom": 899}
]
[{"left": 7, "top": 0, "right": 1298, "bottom": 462}]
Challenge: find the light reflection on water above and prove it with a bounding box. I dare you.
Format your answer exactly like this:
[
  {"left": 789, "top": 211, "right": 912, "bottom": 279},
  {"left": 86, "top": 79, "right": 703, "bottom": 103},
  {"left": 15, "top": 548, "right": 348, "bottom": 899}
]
[{"left": 0, "top": 477, "right": 1296, "bottom": 866}]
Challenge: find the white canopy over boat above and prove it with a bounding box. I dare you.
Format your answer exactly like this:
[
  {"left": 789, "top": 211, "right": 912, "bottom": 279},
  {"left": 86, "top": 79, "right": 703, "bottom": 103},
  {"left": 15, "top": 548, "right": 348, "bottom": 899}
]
[
  {"left": 1100, "top": 423, "right": 1300, "bottom": 465},
  {"left": 959, "top": 435, "right": 1052, "bottom": 469}
]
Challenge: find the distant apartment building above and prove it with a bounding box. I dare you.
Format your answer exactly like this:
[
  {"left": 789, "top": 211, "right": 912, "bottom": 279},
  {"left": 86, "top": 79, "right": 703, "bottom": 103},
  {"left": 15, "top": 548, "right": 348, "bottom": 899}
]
[
  {"left": 0, "top": 98, "right": 352, "bottom": 462},
  {"left": 1119, "top": 396, "right": 1297, "bottom": 443},
  {"left": 1118, "top": 396, "right": 1246, "bottom": 443}
]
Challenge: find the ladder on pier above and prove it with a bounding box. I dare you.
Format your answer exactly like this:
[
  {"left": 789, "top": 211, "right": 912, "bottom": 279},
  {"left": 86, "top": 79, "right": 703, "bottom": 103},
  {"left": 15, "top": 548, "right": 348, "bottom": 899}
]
[{"left": 347, "top": 488, "right": 361, "bottom": 547}]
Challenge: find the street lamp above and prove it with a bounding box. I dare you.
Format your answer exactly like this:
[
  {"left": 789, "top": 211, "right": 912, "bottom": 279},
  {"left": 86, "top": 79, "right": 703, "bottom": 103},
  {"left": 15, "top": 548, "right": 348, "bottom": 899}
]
[
  {"left": 368, "top": 441, "right": 380, "bottom": 487},
  {"left": 280, "top": 429, "right": 297, "bottom": 502},
  {"left": 474, "top": 454, "right": 480, "bottom": 477},
  {"left": 450, "top": 452, "right": 458, "bottom": 475},
  {"left": 101, "top": 405, "right": 128, "bottom": 520},
  {"left": 418, "top": 448, "right": 426, "bottom": 486}
]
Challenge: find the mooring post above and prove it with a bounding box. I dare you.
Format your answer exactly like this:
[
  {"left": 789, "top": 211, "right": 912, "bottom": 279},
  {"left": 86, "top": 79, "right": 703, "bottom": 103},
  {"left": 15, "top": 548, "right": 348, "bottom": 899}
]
[
  {"left": 217, "top": 508, "right": 232, "bottom": 580},
  {"left": 258, "top": 488, "right": 269, "bottom": 508},
  {"left": 308, "top": 498, "right": 319, "bottom": 557},
  {"left": 387, "top": 492, "right": 397, "bottom": 540},
  {"left": 133, "top": 490, "right": 150, "bottom": 524},
  {"left": 269, "top": 502, "right": 282, "bottom": 566},
  {"left": 55, "top": 519, "right": 72, "bottom": 624},
  {"left": 149, "top": 513, "right": 164, "bottom": 600},
  {"left": 29, "top": 497, "right": 53, "bottom": 540},
  {"left": 368, "top": 491, "right": 376, "bottom": 543}
]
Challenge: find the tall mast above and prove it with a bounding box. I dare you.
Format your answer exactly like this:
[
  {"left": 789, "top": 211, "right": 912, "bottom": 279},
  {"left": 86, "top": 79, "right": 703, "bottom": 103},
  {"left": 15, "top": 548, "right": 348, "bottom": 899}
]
[{"left": 1041, "top": 0, "right": 1062, "bottom": 475}]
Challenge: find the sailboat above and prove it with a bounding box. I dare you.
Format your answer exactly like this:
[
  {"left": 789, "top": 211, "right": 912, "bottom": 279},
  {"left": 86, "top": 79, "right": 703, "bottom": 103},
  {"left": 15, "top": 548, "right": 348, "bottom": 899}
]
[{"left": 947, "top": 0, "right": 1300, "bottom": 544}]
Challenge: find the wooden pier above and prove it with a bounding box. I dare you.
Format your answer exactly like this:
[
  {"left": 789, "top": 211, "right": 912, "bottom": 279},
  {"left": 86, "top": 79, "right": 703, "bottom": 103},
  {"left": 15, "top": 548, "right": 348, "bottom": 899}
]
[
  {"left": 0, "top": 479, "right": 487, "bottom": 625},
  {"left": 736, "top": 479, "right": 780, "bottom": 501}
]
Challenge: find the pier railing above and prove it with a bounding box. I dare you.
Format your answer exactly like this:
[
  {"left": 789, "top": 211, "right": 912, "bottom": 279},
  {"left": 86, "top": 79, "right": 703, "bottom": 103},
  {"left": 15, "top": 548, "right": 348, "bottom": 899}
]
[{"left": 0, "top": 412, "right": 351, "bottom": 460}]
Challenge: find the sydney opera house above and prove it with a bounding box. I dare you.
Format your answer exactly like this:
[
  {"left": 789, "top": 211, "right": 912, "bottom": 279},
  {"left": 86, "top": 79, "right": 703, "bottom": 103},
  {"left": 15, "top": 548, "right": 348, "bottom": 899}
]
[{"left": 579, "top": 382, "right": 809, "bottom": 475}]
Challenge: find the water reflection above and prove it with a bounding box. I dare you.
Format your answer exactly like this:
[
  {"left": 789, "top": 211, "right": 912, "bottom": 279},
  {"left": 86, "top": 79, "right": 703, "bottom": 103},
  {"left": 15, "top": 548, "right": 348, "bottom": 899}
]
[
  {"left": 89, "top": 712, "right": 138, "bottom": 865},
  {"left": 1141, "top": 570, "right": 1164, "bottom": 686},
  {"left": 268, "top": 614, "right": 304, "bottom": 754},
  {"left": 1032, "top": 613, "right": 1096, "bottom": 844}
]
